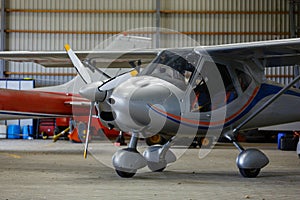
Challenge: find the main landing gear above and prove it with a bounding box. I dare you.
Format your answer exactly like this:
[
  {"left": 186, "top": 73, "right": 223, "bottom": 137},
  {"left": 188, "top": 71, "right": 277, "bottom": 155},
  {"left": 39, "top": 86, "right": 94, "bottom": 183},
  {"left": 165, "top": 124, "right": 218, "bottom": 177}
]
[
  {"left": 224, "top": 75, "right": 300, "bottom": 177},
  {"left": 112, "top": 131, "right": 269, "bottom": 178},
  {"left": 112, "top": 133, "right": 176, "bottom": 178},
  {"left": 225, "top": 132, "right": 269, "bottom": 178}
]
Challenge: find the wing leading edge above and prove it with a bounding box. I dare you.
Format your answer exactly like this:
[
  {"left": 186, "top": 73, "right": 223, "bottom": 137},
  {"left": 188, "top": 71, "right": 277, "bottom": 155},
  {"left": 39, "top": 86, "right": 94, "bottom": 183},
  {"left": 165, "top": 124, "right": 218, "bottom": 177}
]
[
  {"left": 1, "top": 38, "right": 300, "bottom": 68},
  {"left": 0, "top": 50, "right": 158, "bottom": 68},
  {"left": 203, "top": 38, "right": 300, "bottom": 67}
]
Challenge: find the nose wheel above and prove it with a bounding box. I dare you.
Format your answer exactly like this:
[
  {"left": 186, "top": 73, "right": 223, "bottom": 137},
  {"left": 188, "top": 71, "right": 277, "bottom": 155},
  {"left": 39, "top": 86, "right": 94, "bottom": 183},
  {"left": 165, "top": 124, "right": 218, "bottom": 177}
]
[
  {"left": 143, "top": 138, "right": 176, "bottom": 172},
  {"left": 239, "top": 168, "right": 261, "bottom": 178},
  {"left": 115, "top": 169, "right": 137, "bottom": 178},
  {"left": 112, "top": 133, "right": 147, "bottom": 178},
  {"left": 113, "top": 134, "right": 177, "bottom": 178},
  {"left": 147, "top": 161, "right": 167, "bottom": 172}
]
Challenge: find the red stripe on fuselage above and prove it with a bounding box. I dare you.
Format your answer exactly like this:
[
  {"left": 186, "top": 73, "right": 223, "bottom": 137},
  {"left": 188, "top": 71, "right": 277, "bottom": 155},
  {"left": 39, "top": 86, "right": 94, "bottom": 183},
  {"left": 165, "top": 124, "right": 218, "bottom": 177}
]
[{"left": 150, "top": 87, "right": 259, "bottom": 127}]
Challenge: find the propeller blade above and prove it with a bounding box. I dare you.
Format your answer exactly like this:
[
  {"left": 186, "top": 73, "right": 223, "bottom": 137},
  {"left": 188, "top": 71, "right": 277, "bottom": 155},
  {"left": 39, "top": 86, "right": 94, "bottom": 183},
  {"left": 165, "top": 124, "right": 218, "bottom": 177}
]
[
  {"left": 84, "top": 101, "right": 94, "bottom": 159},
  {"left": 64, "top": 44, "right": 92, "bottom": 84},
  {"left": 99, "top": 69, "right": 138, "bottom": 91}
]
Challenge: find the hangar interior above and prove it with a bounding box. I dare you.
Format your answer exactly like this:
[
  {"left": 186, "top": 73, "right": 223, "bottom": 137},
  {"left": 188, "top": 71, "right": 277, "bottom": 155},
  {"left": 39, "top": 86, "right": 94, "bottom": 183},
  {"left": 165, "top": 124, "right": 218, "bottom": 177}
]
[
  {"left": 0, "top": 0, "right": 300, "bottom": 144},
  {"left": 0, "top": 2, "right": 299, "bottom": 198},
  {"left": 0, "top": 0, "right": 299, "bottom": 86}
]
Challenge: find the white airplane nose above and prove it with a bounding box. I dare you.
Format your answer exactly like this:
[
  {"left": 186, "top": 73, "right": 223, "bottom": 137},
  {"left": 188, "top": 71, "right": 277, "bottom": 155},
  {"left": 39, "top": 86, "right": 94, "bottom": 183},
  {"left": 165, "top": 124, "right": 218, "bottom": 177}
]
[
  {"left": 109, "top": 77, "right": 175, "bottom": 132},
  {"left": 128, "top": 84, "right": 172, "bottom": 125}
]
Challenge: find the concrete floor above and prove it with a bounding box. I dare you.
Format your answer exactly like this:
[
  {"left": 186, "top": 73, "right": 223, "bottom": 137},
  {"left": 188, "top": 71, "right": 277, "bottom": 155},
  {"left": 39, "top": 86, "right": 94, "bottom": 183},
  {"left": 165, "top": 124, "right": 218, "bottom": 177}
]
[{"left": 0, "top": 139, "right": 299, "bottom": 200}]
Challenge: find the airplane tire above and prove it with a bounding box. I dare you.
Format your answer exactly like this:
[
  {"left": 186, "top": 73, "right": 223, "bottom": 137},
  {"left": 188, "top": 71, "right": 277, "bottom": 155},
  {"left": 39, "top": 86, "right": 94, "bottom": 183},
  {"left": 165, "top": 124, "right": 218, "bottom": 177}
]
[
  {"left": 239, "top": 168, "right": 260, "bottom": 178},
  {"left": 147, "top": 161, "right": 166, "bottom": 172},
  {"left": 115, "top": 169, "right": 136, "bottom": 178}
]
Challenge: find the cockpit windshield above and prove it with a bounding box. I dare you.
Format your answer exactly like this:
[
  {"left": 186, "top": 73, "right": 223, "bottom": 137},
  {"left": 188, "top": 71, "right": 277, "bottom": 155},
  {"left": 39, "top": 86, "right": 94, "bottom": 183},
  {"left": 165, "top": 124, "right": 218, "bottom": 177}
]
[{"left": 139, "top": 49, "right": 199, "bottom": 90}]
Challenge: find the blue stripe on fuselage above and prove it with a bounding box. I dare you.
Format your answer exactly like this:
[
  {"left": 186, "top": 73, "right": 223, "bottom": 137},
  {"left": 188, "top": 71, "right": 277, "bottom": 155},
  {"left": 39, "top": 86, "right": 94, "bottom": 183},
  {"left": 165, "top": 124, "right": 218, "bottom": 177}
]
[
  {"left": 223, "top": 83, "right": 300, "bottom": 127},
  {"left": 150, "top": 83, "right": 300, "bottom": 130}
]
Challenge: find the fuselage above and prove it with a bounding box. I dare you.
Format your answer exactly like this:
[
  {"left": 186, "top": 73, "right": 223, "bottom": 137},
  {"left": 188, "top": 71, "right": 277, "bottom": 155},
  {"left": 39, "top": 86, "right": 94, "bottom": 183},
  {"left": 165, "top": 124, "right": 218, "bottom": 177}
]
[
  {"left": 100, "top": 48, "right": 300, "bottom": 138},
  {"left": 0, "top": 88, "right": 87, "bottom": 120}
]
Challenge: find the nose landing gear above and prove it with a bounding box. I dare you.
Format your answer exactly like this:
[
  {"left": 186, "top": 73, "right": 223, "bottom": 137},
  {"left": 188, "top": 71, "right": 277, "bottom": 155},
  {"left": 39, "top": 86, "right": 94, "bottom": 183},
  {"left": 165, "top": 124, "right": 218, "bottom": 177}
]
[
  {"left": 112, "top": 133, "right": 177, "bottom": 178},
  {"left": 112, "top": 133, "right": 147, "bottom": 178}
]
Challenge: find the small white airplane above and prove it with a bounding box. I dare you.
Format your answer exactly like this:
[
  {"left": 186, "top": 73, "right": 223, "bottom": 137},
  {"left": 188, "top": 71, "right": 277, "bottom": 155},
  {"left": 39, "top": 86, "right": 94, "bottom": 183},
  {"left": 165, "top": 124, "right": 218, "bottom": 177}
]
[
  {"left": 65, "top": 38, "right": 300, "bottom": 178},
  {"left": 1, "top": 36, "right": 300, "bottom": 179}
]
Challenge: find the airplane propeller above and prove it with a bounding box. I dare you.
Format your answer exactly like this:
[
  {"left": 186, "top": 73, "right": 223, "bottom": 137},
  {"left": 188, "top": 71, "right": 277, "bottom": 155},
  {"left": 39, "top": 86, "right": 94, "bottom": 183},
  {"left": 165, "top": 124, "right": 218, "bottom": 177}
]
[
  {"left": 65, "top": 44, "right": 92, "bottom": 84},
  {"left": 64, "top": 44, "right": 139, "bottom": 158},
  {"left": 65, "top": 44, "right": 96, "bottom": 158}
]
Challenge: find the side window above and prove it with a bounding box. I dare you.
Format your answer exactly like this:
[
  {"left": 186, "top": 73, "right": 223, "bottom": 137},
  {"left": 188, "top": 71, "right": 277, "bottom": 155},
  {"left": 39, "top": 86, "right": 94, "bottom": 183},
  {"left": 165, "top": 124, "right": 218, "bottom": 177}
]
[
  {"left": 216, "top": 64, "right": 238, "bottom": 104},
  {"left": 191, "top": 74, "right": 211, "bottom": 112},
  {"left": 190, "top": 62, "right": 237, "bottom": 112},
  {"left": 235, "top": 69, "right": 252, "bottom": 92}
]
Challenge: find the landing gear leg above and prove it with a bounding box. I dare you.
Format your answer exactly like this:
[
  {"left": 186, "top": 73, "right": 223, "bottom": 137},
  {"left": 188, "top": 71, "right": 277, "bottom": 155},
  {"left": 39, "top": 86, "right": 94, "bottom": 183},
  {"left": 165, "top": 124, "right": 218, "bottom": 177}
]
[
  {"left": 112, "top": 132, "right": 147, "bottom": 178},
  {"left": 224, "top": 132, "right": 269, "bottom": 178},
  {"left": 114, "top": 131, "right": 127, "bottom": 146}
]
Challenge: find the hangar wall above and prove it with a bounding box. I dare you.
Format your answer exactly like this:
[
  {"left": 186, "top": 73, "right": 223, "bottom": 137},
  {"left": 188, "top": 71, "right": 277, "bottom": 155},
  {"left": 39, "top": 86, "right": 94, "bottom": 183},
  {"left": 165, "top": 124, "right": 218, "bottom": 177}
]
[{"left": 0, "top": 0, "right": 294, "bottom": 86}]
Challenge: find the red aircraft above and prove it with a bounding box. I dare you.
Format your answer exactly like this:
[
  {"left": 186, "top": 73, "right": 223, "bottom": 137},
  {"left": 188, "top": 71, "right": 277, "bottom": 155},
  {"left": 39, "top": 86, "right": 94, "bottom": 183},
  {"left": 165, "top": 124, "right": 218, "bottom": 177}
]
[{"left": 0, "top": 75, "right": 121, "bottom": 143}]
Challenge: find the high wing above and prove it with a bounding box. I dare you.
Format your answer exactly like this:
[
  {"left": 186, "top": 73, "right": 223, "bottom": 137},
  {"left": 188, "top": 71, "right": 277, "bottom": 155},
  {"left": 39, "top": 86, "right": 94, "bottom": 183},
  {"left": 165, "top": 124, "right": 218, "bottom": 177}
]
[
  {"left": 0, "top": 50, "right": 158, "bottom": 68},
  {"left": 0, "top": 34, "right": 159, "bottom": 68},
  {"left": 2, "top": 38, "right": 300, "bottom": 68},
  {"left": 203, "top": 38, "right": 300, "bottom": 67}
]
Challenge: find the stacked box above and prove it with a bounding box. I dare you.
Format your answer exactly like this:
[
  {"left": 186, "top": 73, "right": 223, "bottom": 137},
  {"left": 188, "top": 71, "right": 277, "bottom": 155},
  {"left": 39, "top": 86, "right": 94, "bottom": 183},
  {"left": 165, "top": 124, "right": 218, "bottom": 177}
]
[
  {"left": 0, "top": 125, "right": 6, "bottom": 139},
  {"left": 7, "top": 125, "right": 21, "bottom": 139}
]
